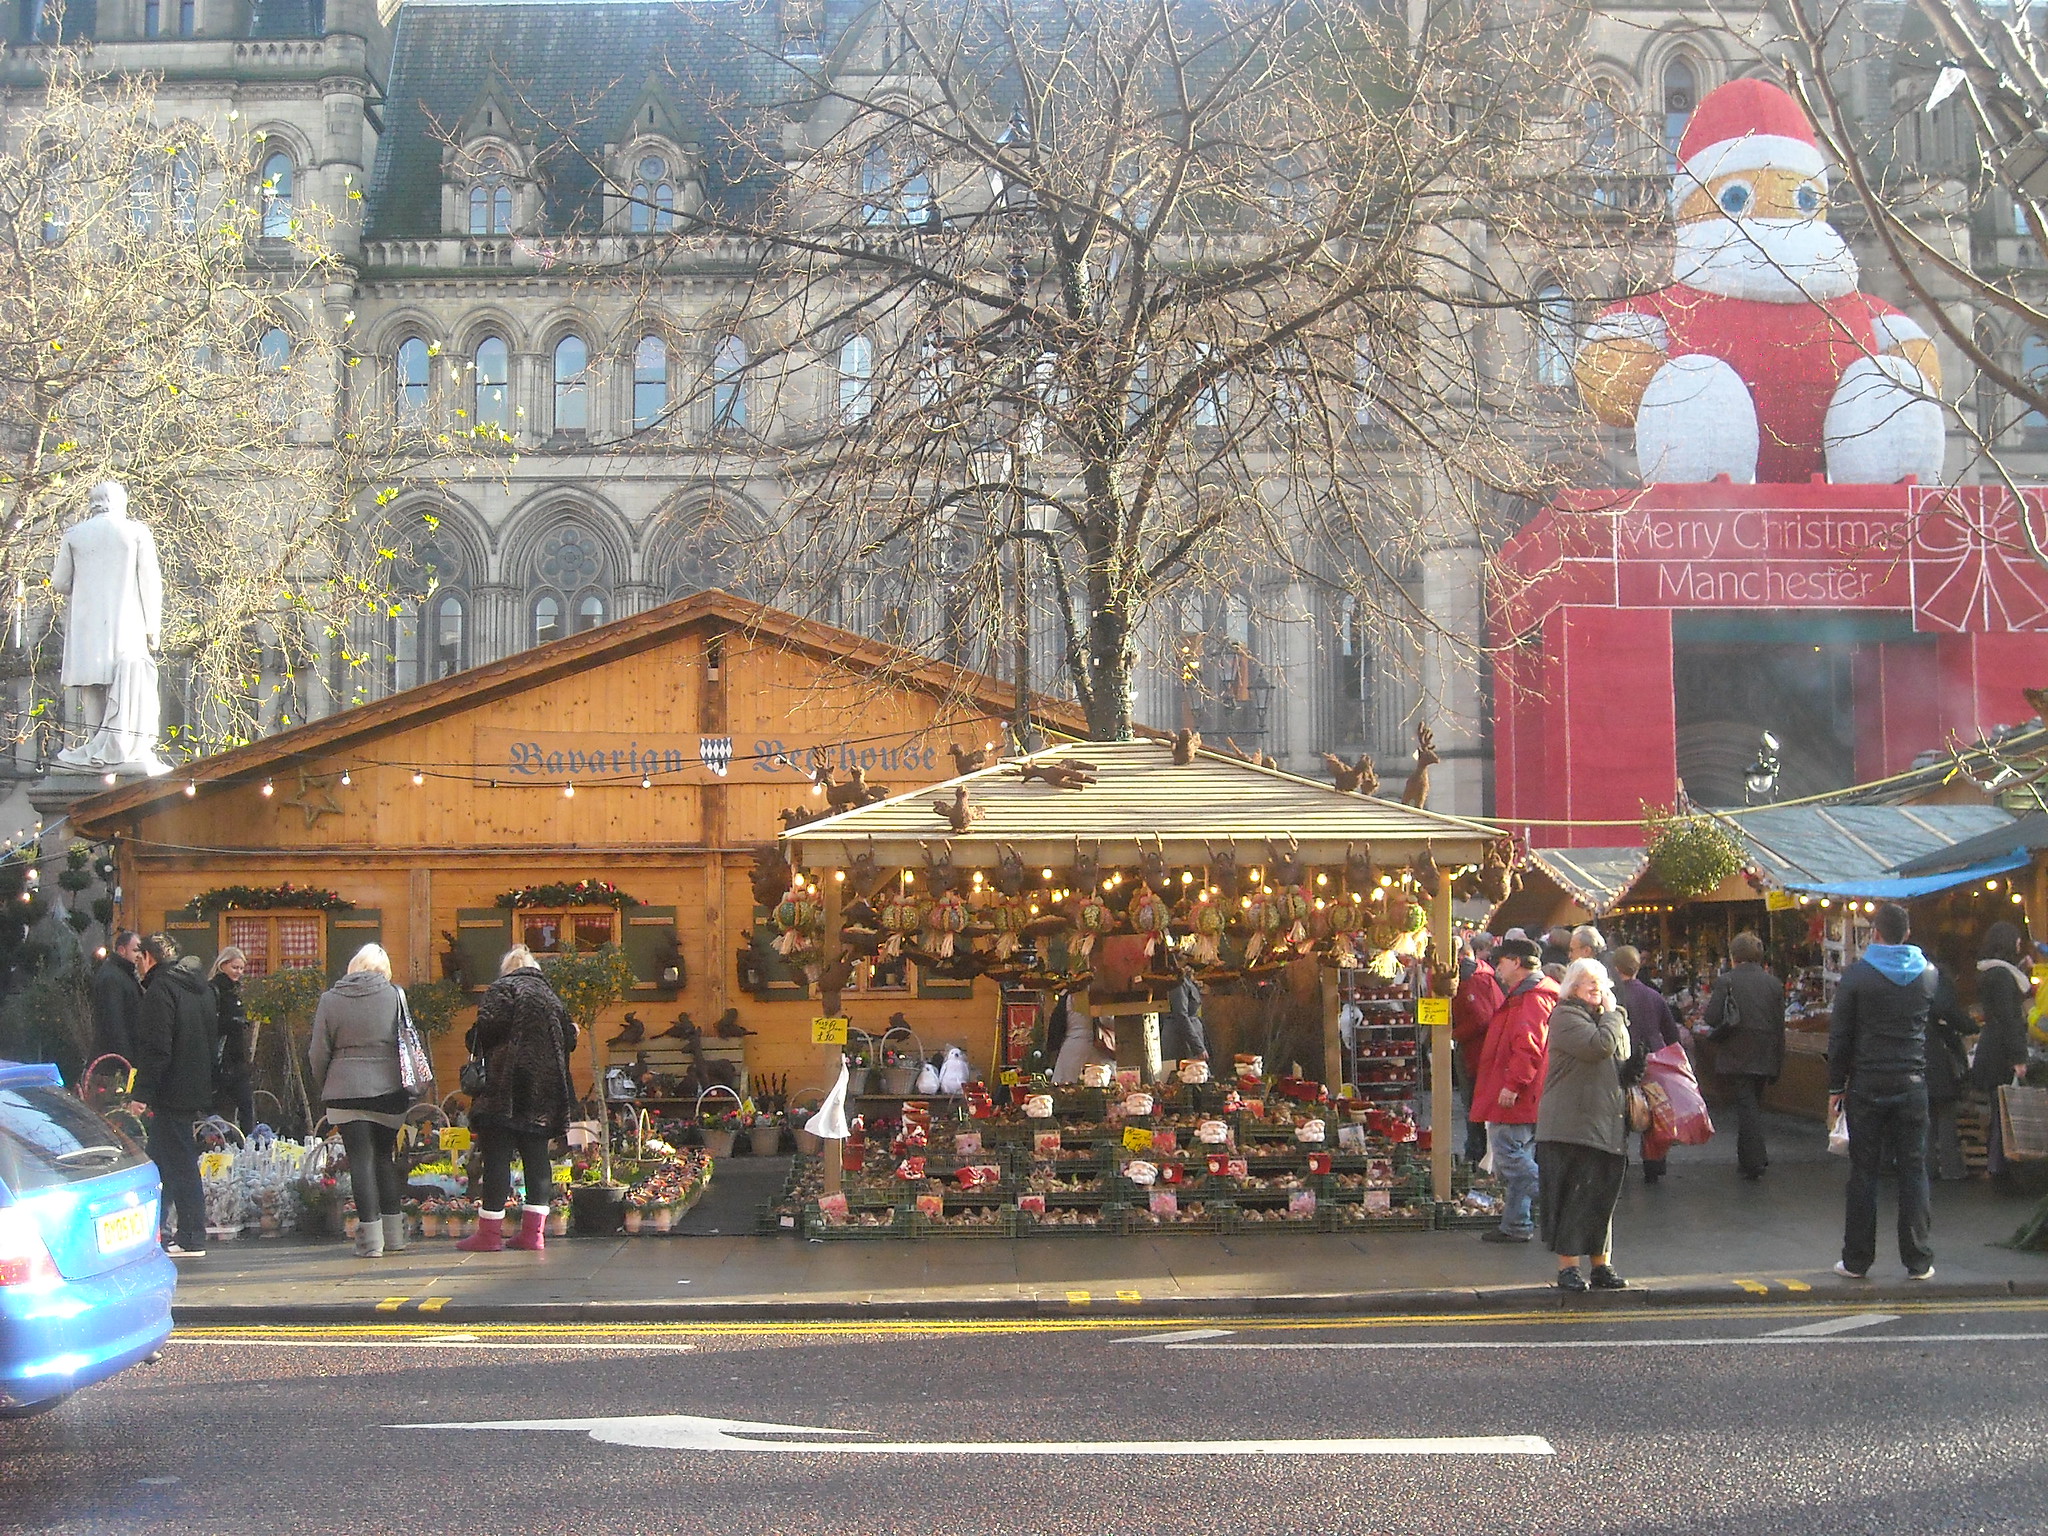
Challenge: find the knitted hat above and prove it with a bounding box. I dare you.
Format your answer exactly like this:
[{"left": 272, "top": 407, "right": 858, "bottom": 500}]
[{"left": 1673, "top": 78, "right": 1826, "bottom": 200}]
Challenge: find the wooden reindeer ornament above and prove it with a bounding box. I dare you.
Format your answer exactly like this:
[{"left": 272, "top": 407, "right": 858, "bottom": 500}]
[
  {"left": 1322, "top": 752, "right": 1379, "bottom": 796},
  {"left": 1401, "top": 723, "right": 1440, "bottom": 809},
  {"left": 1206, "top": 840, "right": 1242, "bottom": 901}
]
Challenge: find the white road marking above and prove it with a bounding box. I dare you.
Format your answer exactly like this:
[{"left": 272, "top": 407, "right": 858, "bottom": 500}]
[
  {"left": 1115, "top": 1328, "right": 1238, "bottom": 1344},
  {"left": 1767, "top": 1313, "right": 1901, "bottom": 1338},
  {"left": 1166, "top": 1334, "right": 2048, "bottom": 1353},
  {"left": 397, "top": 1412, "right": 1553, "bottom": 1456}
]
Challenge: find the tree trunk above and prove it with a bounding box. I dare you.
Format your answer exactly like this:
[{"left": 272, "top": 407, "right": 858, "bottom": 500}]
[{"left": 1083, "top": 601, "right": 1137, "bottom": 742}]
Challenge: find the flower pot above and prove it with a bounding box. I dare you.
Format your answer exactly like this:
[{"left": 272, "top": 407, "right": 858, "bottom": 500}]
[
  {"left": 749, "top": 1124, "right": 782, "bottom": 1157},
  {"left": 650, "top": 1205, "right": 674, "bottom": 1233},
  {"left": 570, "top": 1184, "right": 629, "bottom": 1236},
  {"left": 547, "top": 1209, "right": 570, "bottom": 1237},
  {"left": 794, "top": 1125, "right": 821, "bottom": 1156},
  {"left": 846, "top": 1066, "right": 871, "bottom": 1095},
  {"left": 702, "top": 1128, "right": 737, "bottom": 1159},
  {"left": 623, "top": 1209, "right": 644, "bottom": 1234},
  {"left": 881, "top": 1066, "right": 916, "bottom": 1095}
]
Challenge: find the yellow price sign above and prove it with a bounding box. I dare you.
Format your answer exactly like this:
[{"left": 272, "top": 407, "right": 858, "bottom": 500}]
[
  {"left": 1765, "top": 889, "right": 1799, "bottom": 912},
  {"left": 811, "top": 1016, "right": 850, "bottom": 1045},
  {"left": 438, "top": 1126, "right": 473, "bottom": 1153},
  {"left": 198, "top": 1151, "right": 233, "bottom": 1178},
  {"left": 1416, "top": 997, "right": 1452, "bottom": 1027},
  {"left": 999, "top": 1069, "right": 1020, "bottom": 1087},
  {"left": 1122, "top": 1126, "right": 1155, "bottom": 1153}
]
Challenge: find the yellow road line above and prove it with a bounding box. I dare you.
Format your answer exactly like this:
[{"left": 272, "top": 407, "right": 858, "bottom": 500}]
[
  {"left": 418, "top": 1297, "right": 450, "bottom": 1312},
  {"left": 373, "top": 1297, "right": 408, "bottom": 1312},
  {"left": 173, "top": 1296, "right": 2048, "bottom": 1344},
  {"left": 1778, "top": 1279, "right": 1813, "bottom": 1293}
]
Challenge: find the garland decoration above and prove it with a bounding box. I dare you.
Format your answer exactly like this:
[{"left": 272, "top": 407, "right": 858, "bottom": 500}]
[
  {"left": 493, "top": 879, "right": 641, "bottom": 910},
  {"left": 192, "top": 883, "right": 353, "bottom": 915}
]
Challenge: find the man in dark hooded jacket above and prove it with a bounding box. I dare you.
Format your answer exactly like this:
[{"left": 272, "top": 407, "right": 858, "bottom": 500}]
[
  {"left": 89, "top": 930, "right": 144, "bottom": 1066},
  {"left": 1827, "top": 903, "right": 1936, "bottom": 1281},
  {"left": 131, "top": 934, "right": 219, "bottom": 1257}
]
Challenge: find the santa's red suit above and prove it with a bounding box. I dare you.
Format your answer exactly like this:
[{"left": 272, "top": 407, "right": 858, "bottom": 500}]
[{"left": 1599, "top": 286, "right": 1913, "bottom": 484}]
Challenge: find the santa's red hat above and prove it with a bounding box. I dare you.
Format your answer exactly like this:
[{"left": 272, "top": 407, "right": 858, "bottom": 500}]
[{"left": 1674, "top": 78, "right": 1827, "bottom": 200}]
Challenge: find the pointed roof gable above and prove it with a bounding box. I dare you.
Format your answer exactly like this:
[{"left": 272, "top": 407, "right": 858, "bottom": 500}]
[{"left": 70, "top": 590, "right": 1083, "bottom": 837}]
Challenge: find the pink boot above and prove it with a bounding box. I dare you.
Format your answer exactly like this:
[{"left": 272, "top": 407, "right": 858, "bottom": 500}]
[
  {"left": 456, "top": 1210, "right": 505, "bottom": 1252},
  {"left": 507, "top": 1205, "right": 548, "bottom": 1253}
]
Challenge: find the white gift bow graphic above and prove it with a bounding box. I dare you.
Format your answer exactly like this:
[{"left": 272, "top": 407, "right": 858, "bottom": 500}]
[{"left": 397, "top": 1412, "right": 1552, "bottom": 1456}]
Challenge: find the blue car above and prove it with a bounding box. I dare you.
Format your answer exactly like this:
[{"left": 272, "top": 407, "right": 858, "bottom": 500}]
[{"left": 0, "top": 1060, "right": 175, "bottom": 1418}]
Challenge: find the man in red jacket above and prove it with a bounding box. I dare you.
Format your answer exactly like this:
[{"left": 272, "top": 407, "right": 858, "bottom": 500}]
[
  {"left": 1473, "top": 936, "right": 1558, "bottom": 1243},
  {"left": 1453, "top": 933, "right": 1504, "bottom": 1163}
]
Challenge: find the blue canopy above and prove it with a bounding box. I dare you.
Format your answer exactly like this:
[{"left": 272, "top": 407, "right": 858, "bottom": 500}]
[{"left": 1779, "top": 850, "right": 2031, "bottom": 901}]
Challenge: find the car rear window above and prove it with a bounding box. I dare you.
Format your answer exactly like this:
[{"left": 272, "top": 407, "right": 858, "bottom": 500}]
[{"left": 0, "top": 1086, "right": 150, "bottom": 1195}]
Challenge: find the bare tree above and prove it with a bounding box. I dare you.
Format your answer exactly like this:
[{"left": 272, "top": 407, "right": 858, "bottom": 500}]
[
  {"left": 532, "top": 0, "right": 1618, "bottom": 743},
  {"left": 0, "top": 42, "right": 456, "bottom": 751}
]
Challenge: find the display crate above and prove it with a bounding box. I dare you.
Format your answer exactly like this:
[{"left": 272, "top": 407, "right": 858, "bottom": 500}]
[
  {"left": 1013, "top": 1202, "right": 1125, "bottom": 1237},
  {"left": 802, "top": 1204, "right": 912, "bottom": 1239}
]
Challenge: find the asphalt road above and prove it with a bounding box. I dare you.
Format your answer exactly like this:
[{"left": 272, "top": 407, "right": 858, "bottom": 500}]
[{"left": 4, "top": 1302, "right": 2044, "bottom": 1535}]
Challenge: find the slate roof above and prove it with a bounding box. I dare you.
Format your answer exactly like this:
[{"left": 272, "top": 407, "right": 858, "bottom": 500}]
[
  {"left": 1729, "top": 805, "right": 2019, "bottom": 892},
  {"left": 368, "top": 0, "right": 870, "bottom": 239},
  {"left": 1524, "top": 846, "right": 1650, "bottom": 916},
  {"left": 780, "top": 740, "right": 1503, "bottom": 869}
]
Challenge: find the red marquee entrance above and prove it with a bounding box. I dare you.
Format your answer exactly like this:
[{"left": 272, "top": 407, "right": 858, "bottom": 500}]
[{"left": 1490, "top": 482, "right": 2048, "bottom": 846}]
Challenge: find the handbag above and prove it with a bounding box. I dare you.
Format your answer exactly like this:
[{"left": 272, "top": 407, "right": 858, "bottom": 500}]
[
  {"left": 395, "top": 990, "right": 435, "bottom": 1103},
  {"left": 1624, "top": 1084, "right": 1653, "bottom": 1134},
  {"left": 459, "top": 1051, "right": 487, "bottom": 1096}
]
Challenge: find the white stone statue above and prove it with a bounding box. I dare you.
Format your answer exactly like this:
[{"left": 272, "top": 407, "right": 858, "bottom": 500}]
[{"left": 50, "top": 480, "right": 170, "bottom": 776}]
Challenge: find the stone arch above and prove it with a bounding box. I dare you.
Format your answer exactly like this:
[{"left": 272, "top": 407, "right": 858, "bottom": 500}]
[
  {"left": 451, "top": 302, "right": 531, "bottom": 359},
  {"left": 500, "top": 487, "right": 635, "bottom": 586},
  {"left": 642, "top": 487, "right": 770, "bottom": 597}
]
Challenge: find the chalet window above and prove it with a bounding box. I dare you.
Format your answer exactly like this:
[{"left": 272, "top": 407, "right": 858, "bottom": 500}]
[
  {"left": 224, "top": 912, "right": 324, "bottom": 977},
  {"left": 515, "top": 908, "right": 618, "bottom": 954}
]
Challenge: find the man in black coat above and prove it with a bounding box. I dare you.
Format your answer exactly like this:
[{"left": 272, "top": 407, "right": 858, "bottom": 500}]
[
  {"left": 1703, "top": 931, "right": 1786, "bottom": 1181},
  {"left": 1827, "top": 902, "right": 1936, "bottom": 1281},
  {"left": 130, "top": 934, "right": 219, "bottom": 1258},
  {"left": 89, "top": 930, "right": 144, "bottom": 1068}
]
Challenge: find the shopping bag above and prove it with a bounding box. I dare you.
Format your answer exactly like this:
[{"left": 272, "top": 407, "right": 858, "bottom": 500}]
[
  {"left": 1643, "top": 1042, "right": 1714, "bottom": 1147},
  {"left": 1998, "top": 1083, "right": 2048, "bottom": 1162},
  {"left": 1827, "top": 1104, "right": 1851, "bottom": 1157},
  {"left": 395, "top": 991, "right": 435, "bottom": 1104}
]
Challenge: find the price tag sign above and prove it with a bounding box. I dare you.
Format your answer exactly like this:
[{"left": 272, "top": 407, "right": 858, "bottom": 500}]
[
  {"left": 552, "top": 1160, "right": 573, "bottom": 1184},
  {"left": 999, "top": 1069, "right": 1020, "bottom": 1087},
  {"left": 1416, "top": 997, "right": 1452, "bottom": 1027},
  {"left": 1122, "top": 1125, "right": 1155, "bottom": 1153},
  {"left": 811, "top": 1016, "right": 850, "bottom": 1045},
  {"left": 438, "top": 1126, "right": 473, "bottom": 1153},
  {"left": 198, "top": 1151, "right": 232, "bottom": 1178}
]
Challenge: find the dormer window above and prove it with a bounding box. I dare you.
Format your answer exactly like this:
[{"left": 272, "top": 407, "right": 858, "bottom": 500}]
[
  {"left": 629, "top": 154, "right": 675, "bottom": 234},
  {"left": 468, "top": 155, "right": 512, "bottom": 235}
]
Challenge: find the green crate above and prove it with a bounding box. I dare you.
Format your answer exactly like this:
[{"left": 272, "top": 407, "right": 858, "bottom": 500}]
[
  {"left": 802, "top": 1204, "right": 912, "bottom": 1239},
  {"left": 1014, "top": 1202, "right": 1124, "bottom": 1237},
  {"left": 914, "top": 1207, "right": 1016, "bottom": 1237},
  {"left": 1125, "top": 1198, "right": 1233, "bottom": 1235},
  {"left": 1321, "top": 1203, "right": 1434, "bottom": 1233}
]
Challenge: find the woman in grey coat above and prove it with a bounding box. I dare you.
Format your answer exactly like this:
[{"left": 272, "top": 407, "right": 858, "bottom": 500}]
[
  {"left": 310, "top": 944, "right": 410, "bottom": 1258},
  {"left": 1536, "top": 958, "right": 1633, "bottom": 1293}
]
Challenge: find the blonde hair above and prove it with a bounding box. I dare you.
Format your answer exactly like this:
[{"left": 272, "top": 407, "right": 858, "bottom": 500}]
[
  {"left": 1559, "top": 957, "right": 1616, "bottom": 1013},
  {"left": 499, "top": 944, "right": 538, "bottom": 975},
  {"left": 347, "top": 943, "right": 393, "bottom": 978},
  {"left": 208, "top": 945, "right": 247, "bottom": 980}
]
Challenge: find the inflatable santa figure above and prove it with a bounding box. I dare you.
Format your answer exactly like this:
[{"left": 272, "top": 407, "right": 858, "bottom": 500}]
[{"left": 1574, "top": 78, "right": 1945, "bottom": 485}]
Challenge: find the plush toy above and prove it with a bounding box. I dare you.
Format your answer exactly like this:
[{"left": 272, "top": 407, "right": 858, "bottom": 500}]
[{"left": 1574, "top": 78, "right": 1944, "bottom": 486}]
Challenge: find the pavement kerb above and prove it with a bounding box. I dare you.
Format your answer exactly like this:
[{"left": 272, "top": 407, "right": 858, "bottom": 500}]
[{"left": 170, "top": 1275, "right": 2048, "bottom": 1328}]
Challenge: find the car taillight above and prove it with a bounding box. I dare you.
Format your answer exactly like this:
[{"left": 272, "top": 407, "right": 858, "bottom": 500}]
[{"left": 0, "top": 1207, "right": 60, "bottom": 1288}]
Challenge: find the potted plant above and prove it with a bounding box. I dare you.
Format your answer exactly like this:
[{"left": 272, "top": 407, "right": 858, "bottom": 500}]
[
  {"left": 699, "top": 1106, "right": 742, "bottom": 1159},
  {"left": 748, "top": 1111, "right": 783, "bottom": 1157},
  {"left": 544, "top": 942, "right": 637, "bottom": 1230}
]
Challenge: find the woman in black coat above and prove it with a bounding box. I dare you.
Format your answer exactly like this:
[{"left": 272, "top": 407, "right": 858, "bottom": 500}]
[
  {"left": 208, "top": 947, "right": 255, "bottom": 1132},
  {"left": 1972, "top": 922, "right": 2035, "bottom": 1181},
  {"left": 1925, "top": 964, "right": 1974, "bottom": 1182},
  {"left": 458, "top": 946, "right": 578, "bottom": 1253}
]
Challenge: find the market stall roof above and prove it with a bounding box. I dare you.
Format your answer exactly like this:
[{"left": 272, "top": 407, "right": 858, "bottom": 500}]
[
  {"left": 1891, "top": 811, "right": 2048, "bottom": 878},
  {"left": 1524, "top": 846, "right": 1651, "bottom": 916},
  {"left": 779, "top": 740, "right": 1503, "bottom": 869},
  {"left": 1726, "top": 804, "right": 2020, "bottom": 896}
]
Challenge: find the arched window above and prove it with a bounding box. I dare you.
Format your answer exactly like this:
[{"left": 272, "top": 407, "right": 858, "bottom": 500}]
[
  {"left": 1584, "top": 90, "right": 1620, "bottom": 205},
  {"left": 537, "top": 523, "right": 607, "bottom": 604},
  {"left": 838, "top": 335, "right": 874, "bottom": 422},
  {"left": 468, "top": 157, "right": 513, "bottom": 235},
  {"left": 177, "top": 0, "right": 195, "bottom": 34},
  {"left": 1534, "top": 285, "right": 1575, "bottom": 387},
  {"left": 2023, "top": 335, "right": 2048, "bottom": 430},
  {"left": 531, "top": 593, "right": 563, "bottom": 647},
  {"left": 129, "top": 154, "right": 158, "bottom": 232},
  {"left": 259, "top": 150, "right": 294, "bottom": 239},
  {"left": 1193, "top": 342, "right": 1227, "bottom": 427},
  {"left": 395, "top": 336, "right": 431, "bottom": 420},
  {"left": 388, "top": 604, "right": 419, "bottom": 693},
  {"left": 473, "top": 335, "right": 510, "bottom": 433},
  {"left": 861, "top": 143, "right": 893, "bottom": 225},
  {"left": 40, "top": 164, "right": 69, "bottom": 246},
  {"left": 553, "top": 334, "right": 588, "bottom": 434},
  {"left": 431, "top": 591, "right": 467, "bottom": 678},
  {"left": 575, "top": 592, "right": 609, "bottom": 632},
  {"left": 629, "top": 154, "right": 674, "bottom": 233},
  {"left": 860, "top": 143, "right": 930, "bottom": 225},
  {"left": 170, "top": 150, "right": 197, "bottom": 233},
  {"left": 632, "top": 334, "right": 668, "bottom": 429},
  {"left": 258, "top": 327, "right": 292, "bottom": 372},
  {"left": 1663, "top": 58, "right": 1697, "bottom": 173},
  {"left": 144, "top": 0, "right": 159, "bottom": 34},
  {"left": 712, "top": 335, "right": 747, "bottom": 429},
  {"left": 902, "top": 157, "right": 932, "bottom": 224}
]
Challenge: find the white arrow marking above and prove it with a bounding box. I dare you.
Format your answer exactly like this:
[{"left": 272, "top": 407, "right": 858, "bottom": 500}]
[
  {"left": 1115, "top": 1328, "right": 1238, "bottom": 1344},
  {"left": 1767, "top": 1313, "right": 1901, "bottom": 1338},
  {"left": 396, "top": 1412, "right": 1552, "bottom": 1457}
]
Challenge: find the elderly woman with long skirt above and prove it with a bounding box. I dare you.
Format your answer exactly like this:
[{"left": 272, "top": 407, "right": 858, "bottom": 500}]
[{"left": 1537, "top": 957, "right": 1633, "bottom": 1292}]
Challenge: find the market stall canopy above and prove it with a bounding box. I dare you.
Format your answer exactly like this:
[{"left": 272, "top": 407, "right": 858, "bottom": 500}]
[
  {"left": 1890, "top": 811, "right": 2048, "bottom": 878},
  {"left": 1526, "top": 846, "right": 1651, "bottom": 917},
  {"left": 779, "top": 740, "right": 1502, "bottom": 869},
  {"left": 1730, "top": 805, "right": 2020, "bottom": 898}
]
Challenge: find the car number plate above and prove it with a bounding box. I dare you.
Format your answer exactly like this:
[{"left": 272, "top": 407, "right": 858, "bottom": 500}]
[{"left": 96, "top": 1203, "right": 154, "bottom": 1254}]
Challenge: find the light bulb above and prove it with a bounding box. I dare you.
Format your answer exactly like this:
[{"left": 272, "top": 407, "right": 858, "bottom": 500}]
[
  {"left": 834, "top": 870, "right": 845, "bottom": 882},
  {"left": 411, "top": 771, "right": 424, "bottom": 787},
  {"left": 102, "top": 773, "right": 116, "bottom": 786},
  {"left": 183, "top": 782, "right": 197, "bottom": 797},
  {"left": 563, "top": 783, "right": 576, "bottom": 798},
  {"left": 1315, "top": 873, "right": 1328, "bottom": 886},
  {"left": 260, "top": 780, "right": 273, "bottom": 797},
  {"left": 339, "top": 770, "right": 352, "bottom": 786},
  {"left": 641, "top": 776, "right": 653, "bottom": 789},
  {"left": 1181, "top": 871, "right": 1193, "bottom": 884},
  {"left": 1042, "top": 868, "right": 1054, "bottom": 880}
]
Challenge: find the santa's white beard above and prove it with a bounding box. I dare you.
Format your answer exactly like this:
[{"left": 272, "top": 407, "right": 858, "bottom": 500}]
[{"left": 1672, "top": 216, "right": 1859, "bottom": 302}]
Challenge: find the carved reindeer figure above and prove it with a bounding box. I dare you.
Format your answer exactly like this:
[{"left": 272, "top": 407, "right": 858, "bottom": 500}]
[
  {"left": 993, "top": 843, "right": 1027, "bottom": 897},
  {"left": 1171, "top": 728, "right": 1201, "bottom": 765},
  {"left": 922, "top": 839, "right": 958, "bottom": 896},
  {"left": 1345, "top": 841, "right": 1379, "bottom": 895},
  {"left": 1401, "top": 723, "right": 1440, "bottom": 810},
  {"left": 849, "top": 835, "right": 885, "bottom": 899},
  {"left": 815, "top": 946, "right": 858, "bottom": 1016},
  {"left": 1408, "top": 840, "right": 1442, "bottom": 899},
  {"left": 1268, "top": 835, "right": 1306, "bottom": 887},
  {"left": 749, "top": 849, "right": 791, "bottom": 910},
  {"left": 1071, "top": 838, "right": 1101, "bottom": 893},
  {"left": 948, "top": 742, "right": 990, "bottom": 776},
  {"left": 1206, "top": 840, "right": 1242, "bottom": 901}
]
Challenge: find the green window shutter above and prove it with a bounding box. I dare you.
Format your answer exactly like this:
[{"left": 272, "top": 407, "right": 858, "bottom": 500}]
[
  {"left": 752, "top": 906, "right": 809, "bottom": 1001},
  {"left": 916, "top": 964, "right": 975, "bottom": 1000},
  {"left": 327, "top": 910, "right": 383, "bottom": 982},
  {"left": 454, "top": 908, "right": 514, "bottom": 993},
  {"left": 163, "top": 909, "right": 217, "bottom": 972},
  {"left": 622, "top": 906, "right": 682, "bottom": 995}
]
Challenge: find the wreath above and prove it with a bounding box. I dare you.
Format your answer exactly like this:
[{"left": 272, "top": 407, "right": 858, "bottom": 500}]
[
  {"left": 192, "top": 883, "right": 353, "bottom": 915},
  {"left": 493, "top": 880, "right": 642, "bottom": 910},
  {"left": 1643, "top": 808, "right": 1745, "bottom": 899}
]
